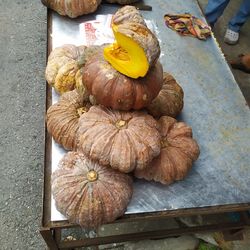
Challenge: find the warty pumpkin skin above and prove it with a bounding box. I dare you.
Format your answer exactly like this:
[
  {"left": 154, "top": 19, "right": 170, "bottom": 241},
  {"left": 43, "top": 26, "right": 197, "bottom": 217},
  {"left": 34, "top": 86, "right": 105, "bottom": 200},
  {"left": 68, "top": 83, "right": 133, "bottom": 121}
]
[
  {"left": 77, "top": 105, "right": 162, "bottom": 173},
  {"left": 46, "top": 44, "right": 103, "bottom": 94},
  {"left": 112, "top": 5, "right": 146, "bottom": 26},
  {"left": 46, "top": 89, "right": 91, "bottom": 150},
  {"left": 104, "top": 6, "right": 160, "bottom": 78},
  {"left": 134, "top": 116, "right": 200, "bottom": 185},
  {"left": 52, "top": 152, "right": 133, "bottom": 229},
  {"left": 83, "top": 53, "right": 163, "bottom": 111},
  {"left": 146, "top": 72, "right": 184, "bottom": 118},
  {"left": 41, "top": 0, "right": 102, "bottom": 18}
]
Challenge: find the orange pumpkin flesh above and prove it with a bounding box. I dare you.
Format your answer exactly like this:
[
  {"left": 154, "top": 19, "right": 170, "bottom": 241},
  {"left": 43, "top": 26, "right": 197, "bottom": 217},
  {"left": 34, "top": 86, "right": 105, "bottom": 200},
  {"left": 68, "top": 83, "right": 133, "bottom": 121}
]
[{"left": 104, "top": 6, "right": 160, "bottom": 79}]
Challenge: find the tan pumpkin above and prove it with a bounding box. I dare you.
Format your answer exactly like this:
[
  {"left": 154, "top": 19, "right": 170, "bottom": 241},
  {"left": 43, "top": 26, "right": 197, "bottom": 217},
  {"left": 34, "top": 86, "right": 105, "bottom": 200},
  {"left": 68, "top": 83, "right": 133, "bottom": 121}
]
[
  {"left": 45, "top": 44, "right": 103, "bottom": 94},
  {"left": 134, "top": 116, "right": 200, "bottom": 185},
  {"left": 52, "top": 152, "right": 133, "bottom": 228},
  {"left": 146, "top": 72, "right": 184, "bottom": 118},
  {"left": 46, "top": 90, "right": 91, "bottom": 150},
  {"left": 112, "top": 5, "right": 146, "bottom": 26},
  {"left": 77, "top": 105, "right": 161, "bottom": 173},
  {"left": 105, "top": 0, "right": 141, "bottom": 5},
  {"left": 104, "top": 6, "right": 160, "bottom": 78},
  {"left": 83, "top": 52, "right": 163, "bottom": 110},
  {"left": 41, "top": 0, "right": 102, "bottom": 18}
]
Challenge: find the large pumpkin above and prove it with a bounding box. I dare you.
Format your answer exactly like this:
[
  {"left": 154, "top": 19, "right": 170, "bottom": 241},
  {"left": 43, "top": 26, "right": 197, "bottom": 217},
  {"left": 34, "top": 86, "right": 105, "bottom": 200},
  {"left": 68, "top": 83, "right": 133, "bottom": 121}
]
[
  {"left": 83, "top": 52, "right": 163, "bottom": 110},
  {"left": 104, "top": 6, "right": 160, "bottom": 78},
  {"left": 45, "top": 44, "right": 103, "bottom": 94},
  {"left": 41, "top": 0, "right": 102, "bottom": 18},
  {"left": 146, "top": 72, "right": 184, "bottom": 118},
  {"left": 134, "top": 116, "right": 200, "bottom": 185},
  {"left": 46, "top": 90, "right": 91, "bottom": 150},
  {"left": 52, "top": 152, "right": 133, "bottom": 228},
  {"left": 77, "top": 105, "right": 161, "bottom": 173}
]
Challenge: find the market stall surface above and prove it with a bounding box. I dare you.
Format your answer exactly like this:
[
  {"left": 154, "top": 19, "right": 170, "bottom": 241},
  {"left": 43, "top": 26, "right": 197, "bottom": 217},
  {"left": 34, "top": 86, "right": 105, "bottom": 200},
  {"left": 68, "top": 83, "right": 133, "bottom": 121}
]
[{"left": 48, "top": 0, "right": 250, "bottom": 219}]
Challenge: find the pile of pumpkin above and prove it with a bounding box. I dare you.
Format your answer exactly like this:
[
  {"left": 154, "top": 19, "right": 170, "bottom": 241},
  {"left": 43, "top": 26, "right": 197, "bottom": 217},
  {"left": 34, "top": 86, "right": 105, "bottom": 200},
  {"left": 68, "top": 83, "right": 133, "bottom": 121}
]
[{"left": 46, "top": 6, "right": 200, "bottom": 229}]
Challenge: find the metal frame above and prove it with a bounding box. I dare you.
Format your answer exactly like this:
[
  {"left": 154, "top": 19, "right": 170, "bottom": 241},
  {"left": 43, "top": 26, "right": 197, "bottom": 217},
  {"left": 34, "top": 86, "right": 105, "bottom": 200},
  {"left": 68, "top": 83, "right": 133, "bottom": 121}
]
[{"left": 40, "top": 6, "right": 250, "bottom": 249}]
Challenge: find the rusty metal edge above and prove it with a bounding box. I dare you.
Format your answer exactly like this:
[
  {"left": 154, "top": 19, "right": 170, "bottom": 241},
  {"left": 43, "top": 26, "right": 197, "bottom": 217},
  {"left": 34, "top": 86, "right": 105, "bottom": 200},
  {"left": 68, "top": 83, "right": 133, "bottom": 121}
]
[
  {"left": 41, "top": 8, "right": 53, "bottom": 230},
  {"left": 57, "top": 221, "right": 249, "bottom": 248}
]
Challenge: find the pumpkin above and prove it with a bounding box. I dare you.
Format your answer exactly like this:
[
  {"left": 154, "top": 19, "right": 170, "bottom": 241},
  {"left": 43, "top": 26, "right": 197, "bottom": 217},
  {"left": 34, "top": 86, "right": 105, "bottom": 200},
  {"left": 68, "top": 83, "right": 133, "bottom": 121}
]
[
  {"left": 83, "top": 52, "right": 163, "bottom": 111},
  {"left": 146, "top": 72, "right": 184, "bottom": 118},
  {"left": 112, "top": 5, "right": 146, "bottom": 26},
  {"left": 134, "top": 116, "right": 200, "bottom": 185},
  {"left": 46, "top": 89, "right": 91, "bottom": 150},
  {"left": 105, "top": 0, "right": 141, "bottom": 5},
  {"left": 104, "top": 6, "right": 160, "bottom": 78},
  {"left": 41, "top": 0, "right": 102, "bottom": 18},
  {"left": 77, "top": 105, "right": 161, "bottom": 173},
  {"left": 52, "top": 152, "right": 133, "bottom": 228},
  {"left": 45, "top": 44, "right": 103, "bottom": 94}
]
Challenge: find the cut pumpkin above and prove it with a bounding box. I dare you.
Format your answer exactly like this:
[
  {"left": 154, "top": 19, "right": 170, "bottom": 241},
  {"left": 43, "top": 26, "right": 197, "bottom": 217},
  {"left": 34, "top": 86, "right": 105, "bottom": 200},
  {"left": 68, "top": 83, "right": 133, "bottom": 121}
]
[
  {"left": 104, "top": 28, "right": 149, "bottom": 78},
  {"left": 104, "top": 6, "right": 160, "bottom": 79}
]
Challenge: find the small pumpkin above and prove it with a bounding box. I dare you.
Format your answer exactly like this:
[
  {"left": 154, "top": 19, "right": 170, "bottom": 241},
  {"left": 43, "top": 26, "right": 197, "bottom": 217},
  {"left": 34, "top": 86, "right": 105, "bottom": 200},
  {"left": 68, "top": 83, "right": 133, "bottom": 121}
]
[
  {"left": 111, "top": 5, "right": 146, "bottom": 26},
  {"left": 83, "top": 52, "right": 163, "bottom": 110},
  {"left": 134, "top": 116, "right": 200, "bottom": 185},
  {"left": 46, "top": 89, "right": 91, "bottom": 150},
  {"left": 104, "top": 6, "right": 160, "bottom": 78},
  {"left": 45, "top": 44, "right": 103, "bottom": 94},
  {"left": 146, "top": 72, "right": 184, "bottom": 118},
  {"left": 41, "top": 0, "right": 102, "bottom": 18},
  {"left": 52, "top": 152, "right": 133, "bottom": 228},
  {"left": 77, "top": 105, "right": 161, "bottom": 173}
]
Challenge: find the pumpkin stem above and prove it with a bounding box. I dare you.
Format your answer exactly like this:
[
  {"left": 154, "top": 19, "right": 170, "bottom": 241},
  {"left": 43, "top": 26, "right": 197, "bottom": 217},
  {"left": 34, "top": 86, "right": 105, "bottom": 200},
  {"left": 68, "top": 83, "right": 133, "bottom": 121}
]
[
  {"left": 161, "top": 139, "right": 169, "bottom": 148},
  {"left": 87, "top": 170, "right": 98, "bottom": 182},
  {"left": 77, "top": 107, "right": 89, "bottom": 117},
  {"left": 77, "top": 55, "right": 87, "bottom": 67},
  {"left": 115, "top": 119, "right": 127, "bottom": 129}
]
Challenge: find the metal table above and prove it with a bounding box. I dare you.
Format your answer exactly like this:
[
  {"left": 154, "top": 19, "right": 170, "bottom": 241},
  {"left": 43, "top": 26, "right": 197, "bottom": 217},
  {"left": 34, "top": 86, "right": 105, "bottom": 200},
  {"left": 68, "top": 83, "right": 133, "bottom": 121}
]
[{"left": 40, "top": 0, "right": 250, "bottom": 249}]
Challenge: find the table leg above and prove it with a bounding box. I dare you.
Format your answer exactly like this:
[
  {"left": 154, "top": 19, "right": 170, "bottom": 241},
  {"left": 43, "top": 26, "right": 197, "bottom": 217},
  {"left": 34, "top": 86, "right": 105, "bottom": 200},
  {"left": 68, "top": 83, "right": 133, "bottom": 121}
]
[{"left": 40, "top": 228, "right": 59, "bottom": 250}]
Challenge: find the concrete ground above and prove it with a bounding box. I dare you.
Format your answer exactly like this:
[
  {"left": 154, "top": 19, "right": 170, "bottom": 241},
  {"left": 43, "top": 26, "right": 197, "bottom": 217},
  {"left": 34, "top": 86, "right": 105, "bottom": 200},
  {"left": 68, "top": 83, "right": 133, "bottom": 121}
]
[
  {"left": 0, "top": 0, "right": 249, "bottom": 249},
  {"left": 0, "top": 0, "right": 47, "bottom": 249}
]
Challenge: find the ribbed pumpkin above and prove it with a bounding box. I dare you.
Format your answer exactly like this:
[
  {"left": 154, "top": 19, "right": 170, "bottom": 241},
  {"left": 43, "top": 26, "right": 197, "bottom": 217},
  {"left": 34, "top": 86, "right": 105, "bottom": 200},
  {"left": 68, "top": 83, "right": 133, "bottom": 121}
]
[
  {"left": 105, "top": 0, "right": 141, "bottom": 5},
  {"left": 46, "top": 90, "right": 91, "bottom": 150},
  {"left": 104, "top": 6, "right": 160, "bottom": 78},
  {"left": 112, "top": 5, "right": 146, "bottom": 26},
  {"left": 146, "top": 72, "right": 184, "bottom": 118},
  {"left": 134, "top": 116, "right": 200, "bottom": 185},
  {"left": 45, "top": 44, "right": 102, "bottom": 94},
  {"left": 41, "top": 0, "right": 102, "bottom": 18},
  {"left": 52, "top": 152, "right": 133, "bottom": 228},
  {"left": 77, "top": 105, "right": 161, "bottom": 173},
  {"left": 83, "top": 52, "right": 163, "bottom": 110}
]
